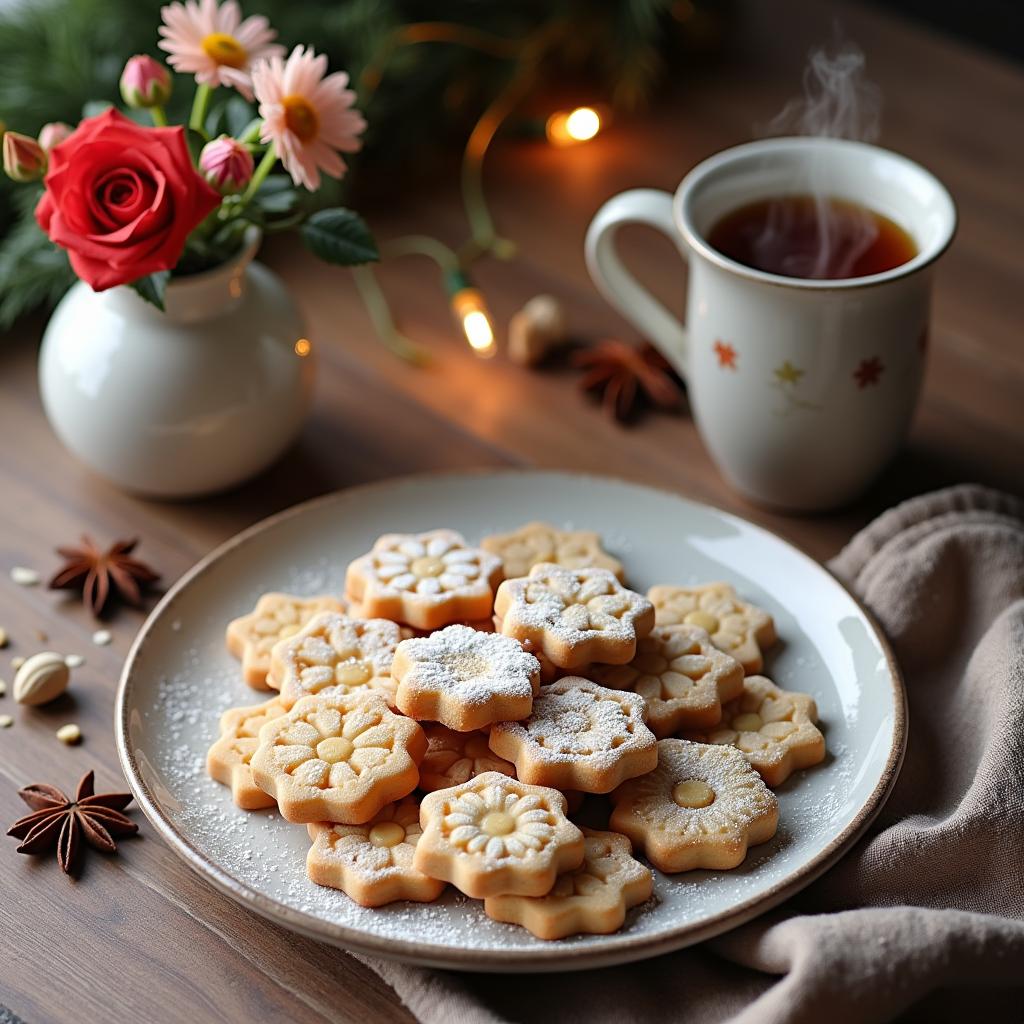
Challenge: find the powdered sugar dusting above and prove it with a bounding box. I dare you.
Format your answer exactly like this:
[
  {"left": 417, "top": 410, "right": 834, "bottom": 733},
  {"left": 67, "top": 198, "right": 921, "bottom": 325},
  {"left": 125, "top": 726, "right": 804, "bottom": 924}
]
[
  {"left": 128, "top": 471, "right": 896, "bottom": 959},
  {"left": 396, "top": 625, "right": 539, "bottom": 706},
  {"left": 497, "top": 563, "right": 652, "bottom": 649},
  {"left": 493, "top": 679, "right": 652, "bottom": 768}
]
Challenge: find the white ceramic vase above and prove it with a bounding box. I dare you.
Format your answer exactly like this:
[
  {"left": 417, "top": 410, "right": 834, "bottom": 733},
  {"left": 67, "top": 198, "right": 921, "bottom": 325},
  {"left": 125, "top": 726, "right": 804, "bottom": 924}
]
[{"left": 38, "top": 230, "right": 313, "bottom": 498}]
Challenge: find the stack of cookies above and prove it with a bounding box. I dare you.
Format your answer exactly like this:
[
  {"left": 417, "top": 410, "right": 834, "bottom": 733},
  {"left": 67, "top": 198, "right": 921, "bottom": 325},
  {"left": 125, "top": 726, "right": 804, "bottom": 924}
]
[{"left": 209, "top": 521, "right": 825, "bottom": 940}]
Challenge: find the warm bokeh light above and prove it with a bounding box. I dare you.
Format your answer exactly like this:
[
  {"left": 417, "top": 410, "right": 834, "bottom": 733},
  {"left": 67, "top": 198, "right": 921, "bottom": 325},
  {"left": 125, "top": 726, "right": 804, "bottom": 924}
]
[
  {"left": 546, "top": 106, "right": 602, "bottom": 146},
  {"left": 294, "top": 338, "right": 312, "bottom": 356},
  {"left": 451, "top": 287, "right": 496, "bottom": 358}
]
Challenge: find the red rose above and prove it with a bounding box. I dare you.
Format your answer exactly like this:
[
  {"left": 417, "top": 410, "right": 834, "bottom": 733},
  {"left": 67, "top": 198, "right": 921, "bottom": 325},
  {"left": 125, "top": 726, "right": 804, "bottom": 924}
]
[{"left": 36, "top": 109, "right": 220, "bottom": 291}]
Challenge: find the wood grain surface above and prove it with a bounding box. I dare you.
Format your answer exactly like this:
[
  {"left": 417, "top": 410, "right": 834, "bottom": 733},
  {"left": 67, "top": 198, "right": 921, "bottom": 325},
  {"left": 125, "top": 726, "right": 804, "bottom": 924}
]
[{"left": 0, "top": 1, "right": 1021, "bottom": 1021}]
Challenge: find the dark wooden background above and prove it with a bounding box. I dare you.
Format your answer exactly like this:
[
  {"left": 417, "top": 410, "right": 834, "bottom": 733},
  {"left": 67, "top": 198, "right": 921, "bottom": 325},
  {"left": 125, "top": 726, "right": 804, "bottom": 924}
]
[{"left": 1, "top": 0, "right": 1021, "bottom": 1020}]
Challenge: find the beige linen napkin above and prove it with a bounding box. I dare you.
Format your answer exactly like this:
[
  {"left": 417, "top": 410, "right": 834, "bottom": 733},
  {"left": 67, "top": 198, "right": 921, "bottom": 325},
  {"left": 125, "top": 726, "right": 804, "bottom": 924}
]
[{"left": 360, "top": 485, "right": 1024, "bottom": 1023}]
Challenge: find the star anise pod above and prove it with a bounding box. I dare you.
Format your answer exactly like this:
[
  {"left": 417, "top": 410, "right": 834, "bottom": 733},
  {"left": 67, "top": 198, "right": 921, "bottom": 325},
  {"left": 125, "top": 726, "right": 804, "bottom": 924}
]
[
  {"left": 573, "top": 340, "right": 683, "bottom": 422},
  {"left": 49, "top": 535, "right": 160, "bottom": 617},
  {"left": 6, "top": 770, "right": 138, "bottom": 876}
]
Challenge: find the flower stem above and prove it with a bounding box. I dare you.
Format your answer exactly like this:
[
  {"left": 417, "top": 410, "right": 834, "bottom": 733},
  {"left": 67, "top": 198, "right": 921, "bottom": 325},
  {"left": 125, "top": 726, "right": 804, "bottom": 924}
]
[
  {"left": 239, "top": 144, "right": 277, "bottom": 205},
  {"left": 239, "top": 119, "right": 263, "bottom": 144},
  {"left": 150, "top": 105, "right": 168, "bottom": 127},
  {"left": 189, "top": 83, "right": 212, "bottom": 135}
]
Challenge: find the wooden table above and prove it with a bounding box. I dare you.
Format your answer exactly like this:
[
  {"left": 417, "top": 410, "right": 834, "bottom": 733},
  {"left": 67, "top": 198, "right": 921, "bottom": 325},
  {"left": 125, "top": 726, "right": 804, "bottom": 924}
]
[{"left": 1, "top": 1, "right": 1021, "bottom": 1020}]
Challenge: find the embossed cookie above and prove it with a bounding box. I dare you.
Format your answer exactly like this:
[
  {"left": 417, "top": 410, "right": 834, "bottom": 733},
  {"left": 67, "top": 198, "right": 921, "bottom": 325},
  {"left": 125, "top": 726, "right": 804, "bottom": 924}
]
[
  {"left": 482, "top": 522, "right": 624, "bottom": 582},
  {"left": 270, "top": 612, "right": 401, "bottom": 709},
  {"left": 306, "top": 797, "right": 445, "bottom": 906},
  {"left": 610, "top": 738, "right": 778, "bottom": 872},
  {"left": 484, "top": 827, "right": 651, "bottom": 939},
  {"left": 419, "top": 724, "right": 516, "bottom": 792},
  {"left": 415, "top": 772, "right": 585, "bottom": 898},
  {"left": 648, "top": 583, "right": 776, "bottom": 674},
  {"left": 250, "top": 693, "right": 426, "bottom": 824},
  {"left": 489, "top": 678, "right": 657, "bottom": 794},
  {"left": 392, "top": 625, "right": 540, "bottom": 731},
  {"left": 683, "top": 675, "right": 825, "bottom": 786},
  {"left": 226, "top": 593, "right": 348, "bottom": 689},
  {"left": 206, "top": 697, "right": 289, "bottom": 809},
  {"left": 494, "top": 563, "right": 654, "bottom": 671},
  {"left": 345, "top": 529, "right": 503, "bottom": 631},
  {"left": 589, "top": 623, "right": 743, "bottom": 736}
]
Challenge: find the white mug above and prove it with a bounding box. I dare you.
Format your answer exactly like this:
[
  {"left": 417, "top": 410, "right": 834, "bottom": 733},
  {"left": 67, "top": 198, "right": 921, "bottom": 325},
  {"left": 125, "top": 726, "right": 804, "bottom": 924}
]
[{"left": 585, "top": 137, "right": 956, "bottom": 510}]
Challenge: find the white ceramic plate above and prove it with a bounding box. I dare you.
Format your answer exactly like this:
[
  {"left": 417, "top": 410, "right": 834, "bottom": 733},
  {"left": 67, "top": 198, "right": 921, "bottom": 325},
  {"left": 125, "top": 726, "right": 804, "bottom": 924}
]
[{"left": 116, "top": 470, "right": 905, "bottom": 971}]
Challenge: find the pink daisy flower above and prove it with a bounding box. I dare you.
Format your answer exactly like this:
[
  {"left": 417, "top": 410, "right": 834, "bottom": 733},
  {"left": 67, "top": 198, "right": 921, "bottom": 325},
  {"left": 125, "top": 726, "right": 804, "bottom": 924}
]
[
  {"left": 253, "top": 45, "right": 366, "bottom": 191},
  {"left": 158, "top": 0, "right": 283, "bottom": 101}
]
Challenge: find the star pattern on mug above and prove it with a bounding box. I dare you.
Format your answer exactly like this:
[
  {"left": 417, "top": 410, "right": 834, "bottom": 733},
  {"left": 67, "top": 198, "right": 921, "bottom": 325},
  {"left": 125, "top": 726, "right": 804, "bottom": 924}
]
[
  {"left": 713, "top": 340, "right": 737, "bottom": 370},
  {"left": 773, "top": 360, "right": 804, "bottom": 385},
  {"left": 853, "top": 356, "right": 884, "bottom": 389}
]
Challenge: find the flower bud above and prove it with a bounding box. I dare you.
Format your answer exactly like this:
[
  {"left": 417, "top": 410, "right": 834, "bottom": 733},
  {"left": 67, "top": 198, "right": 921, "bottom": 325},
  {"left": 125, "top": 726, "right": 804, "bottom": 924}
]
[
  {"left": 120, "top": 55, "right": 172, "bottom": 109},
  {"left": 3, "top": 131, "right": 46, "bottom": 182},
  {"left": 38, "top": 121, "right": 73, "bottom": 151},
  {"left": 199, "top": 135, "right": 255, "bottom": 195}
]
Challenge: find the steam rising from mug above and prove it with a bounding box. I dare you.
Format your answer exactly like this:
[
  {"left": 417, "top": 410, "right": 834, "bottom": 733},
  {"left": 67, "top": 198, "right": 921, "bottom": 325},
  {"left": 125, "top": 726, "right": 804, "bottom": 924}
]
[{"left": 758, "top": 41, "right": 883, "bottom": 279}]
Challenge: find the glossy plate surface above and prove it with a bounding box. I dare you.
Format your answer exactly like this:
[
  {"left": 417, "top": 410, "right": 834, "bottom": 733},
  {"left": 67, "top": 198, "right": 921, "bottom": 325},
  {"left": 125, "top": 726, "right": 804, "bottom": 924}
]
[{"left": 116, "top": 471, "right": 905, "bottom": 971}]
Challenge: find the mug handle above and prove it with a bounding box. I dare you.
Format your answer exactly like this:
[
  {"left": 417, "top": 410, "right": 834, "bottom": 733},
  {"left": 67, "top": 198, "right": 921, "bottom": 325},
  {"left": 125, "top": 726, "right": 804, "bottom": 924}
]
[{"left": 584, "top": 189, "right": 689, "bottom": 377}]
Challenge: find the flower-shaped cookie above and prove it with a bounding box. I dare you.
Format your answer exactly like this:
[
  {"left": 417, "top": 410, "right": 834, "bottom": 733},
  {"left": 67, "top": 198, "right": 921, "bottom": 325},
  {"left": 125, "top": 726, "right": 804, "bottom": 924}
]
[
  {"left": 250, "top": 693, "right": 426, "bottom": 824},
  {"left": 419, "top": 724, "right": 516, "bottom": 792},
  {"left": 306, "top": 797, "right": 445, "bottom": 906},
  {"left": 345, "top": 529, "right": 503, "bottom": 631},
  {"left": 391, "top": 625, "right": 540, "bottom": 731},
  {"left": 494, "top": 563, "right": 654, "bottom": 671},
  {"left": 648, "top": 583, "right": 776, "bottom": 674},
  {"left": 206, "top": 697, "right": 290, "bottom": 809},
  {"left": 589, "top": 624, "right": 744, "bottom": 736},
  {"left": 484, "top": 828, "right": 651, "bottom": 940},
  {"left": 488, "top": 678, "right": 657, "bottom": 794},
  {"left": 269, "top": 612, "right": 401, "bottom": 709},
  {"left": 226, "top": 593, "right": 348, "bottom": 689},
  {"left": 683, "top": 675, "right": 825, "bottom": 786},
  {"left": 610, "top": 738, "right": 778, "bottom": 873},
  {"left": 415, "top": 772, "right": 584, "bottom": 897},
  {"left": 481, "top": 521, "right": 624, "bottom": 582}
]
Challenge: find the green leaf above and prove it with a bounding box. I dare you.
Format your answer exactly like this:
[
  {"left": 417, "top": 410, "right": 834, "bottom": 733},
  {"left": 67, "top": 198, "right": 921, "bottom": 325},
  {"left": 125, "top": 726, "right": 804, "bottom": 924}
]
[
  {"left": 256, "top": 185, "right": 301, "bottom": 215},
  {"left": 301, "top": 208, "right": 378, "bottom": 267},
  {"left": 129, "top": 270, "right": 170, "bottom": 311}
]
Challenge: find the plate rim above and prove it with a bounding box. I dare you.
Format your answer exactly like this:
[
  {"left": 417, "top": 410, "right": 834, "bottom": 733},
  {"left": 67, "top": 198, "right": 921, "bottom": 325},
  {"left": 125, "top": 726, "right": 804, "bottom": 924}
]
[{"left": 115, "top": 468, "right": 907, "bottom": 972}]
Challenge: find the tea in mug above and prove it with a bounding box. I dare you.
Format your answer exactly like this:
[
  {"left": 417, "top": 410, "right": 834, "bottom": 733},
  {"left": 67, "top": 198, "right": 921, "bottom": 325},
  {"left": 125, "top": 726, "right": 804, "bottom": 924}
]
[{"left": 706, "top": 195, "right": 917, "bottom": 280}]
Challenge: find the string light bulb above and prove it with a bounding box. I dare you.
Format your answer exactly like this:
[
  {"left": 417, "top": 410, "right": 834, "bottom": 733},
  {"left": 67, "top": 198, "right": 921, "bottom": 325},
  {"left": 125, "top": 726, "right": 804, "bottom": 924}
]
[
  {"left": 446, "top": 270, "right": 496, "bottom": 358},
  {"left": 545, "top": 106, "right": 603, "bottom": 146}
]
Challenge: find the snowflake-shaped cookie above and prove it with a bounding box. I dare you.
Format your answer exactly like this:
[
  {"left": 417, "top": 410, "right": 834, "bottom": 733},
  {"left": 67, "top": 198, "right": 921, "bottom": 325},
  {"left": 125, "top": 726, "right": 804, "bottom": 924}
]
[
  {"left": 391, "top": 625, "right": 540, "bottom": 731},
  {"left": 488, "top": 678, "right": 657, "bottom": 794},
  {"left": 269, "top": 611, "right": 401, "bottom": 709},
  {"left": 206, "top": 697, "right": 290, "bottom": 809},
  {"left": 345, "top": 529, "right": 503, "bottom": 631},
  {"left": 481, "top": 521, "right": 624, "bottom": 581},
  {"left": 589, "top": 623, "right": 744, "bottom": 736},
  {"left": 250, "top": 693, "right": 426, "bottom": 824},
  {"left": 484, "top": 828, "right": 651, "bottom": 940},
  {"left": 306, "top": 797, "right": 445, "bottom": 906},
  {"left": 494, "top": 563, "right": 654, "bottom": 671},
  {"left": 419, "top": 725, "right": 516, "bottom": 792},
  {"left": 648, "top": 583, "right": 776, "bottom": 674},
  {"left": 414, "top": 772, "right": 584, "bottom": 898},
  {"left": 683, "top": 675, "right": 825, "bottom": 786},
  {"left": 610, "top": 738, "right": 778, "bottom": 873},
  {"left": 226, "top": 593, "right": 348, "bottom": 689}
]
